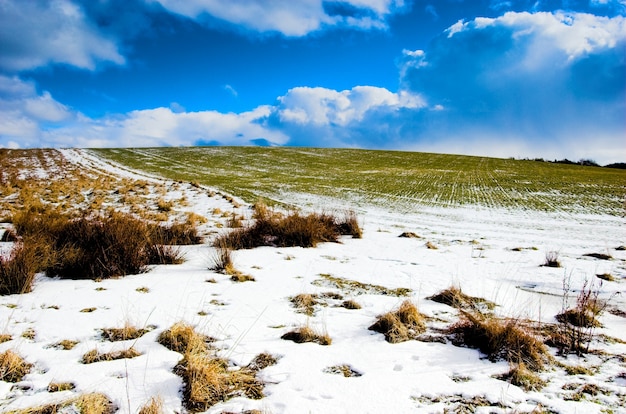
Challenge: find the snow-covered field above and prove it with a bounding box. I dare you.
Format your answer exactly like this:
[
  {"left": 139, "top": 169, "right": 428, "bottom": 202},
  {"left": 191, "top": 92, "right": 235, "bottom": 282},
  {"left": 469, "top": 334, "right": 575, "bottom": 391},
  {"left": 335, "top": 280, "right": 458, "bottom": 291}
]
[{"left": 1, "top": 149, "right": 625, "bottom": 413}]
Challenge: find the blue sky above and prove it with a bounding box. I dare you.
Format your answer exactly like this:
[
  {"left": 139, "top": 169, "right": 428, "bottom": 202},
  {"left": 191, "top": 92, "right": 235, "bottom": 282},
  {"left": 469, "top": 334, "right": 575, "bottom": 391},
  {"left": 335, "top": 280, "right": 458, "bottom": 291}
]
[{"left": 1, "top": 0, "right": 624, "bottom": 163}]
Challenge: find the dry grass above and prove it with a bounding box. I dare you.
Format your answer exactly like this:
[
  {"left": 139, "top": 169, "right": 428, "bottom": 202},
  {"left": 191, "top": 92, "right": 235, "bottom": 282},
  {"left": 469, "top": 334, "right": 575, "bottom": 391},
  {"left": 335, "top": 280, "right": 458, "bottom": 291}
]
[
  {"left": 52, "top": 339, "right": 79, "bottom": 350},
  {"left": 313, "top": 273, "right": 411, "bottom": 296},
  {"left": 428, "top": 286, "right": 496, "bottom": 312},
  {"left": 6, "top": 393, "right": 115, "bottom": 414},
  {"left": 246, "top": 352, "right": 279, "bottom": 371},
  {"left": 101, "top": 323, "right": 152, "bottom": 342},
  {"left": 368, "top": 300, "right": 427, "bottom": 343},
  {"left": 138, "top": 396, "right": 164, "bottom": 414},
  {"left": 162, "top": 323, "right": 266, "bottom": 412},
  {"left": 281, "top": 325, "right": 332, "bottom": 345},
  {"left": 555, "top": 278, "right": 607, "bottom": 355},
  {"left": 498, "top": 362, "right": 546, "bottom": 391},
  {"left": 158, "top": 322, "right": 213, "bottom": 354},
  {"left": 542, "top": 250, "right": 561, "bottom": 267},
  {"left": 81, "top": 347, "right": 142, "bottom": 364},
  {"left": 323, "top": 364, "right": 362, "bottom": 377},
  {"left": 0, "top": 241, "right": 39, "bottom": 295},
  {"left": 290, "top": 293, "right": 320, "bottom": 316},
  {"left": 48, "top": 381, "right": 76, "bottom": 392},
  {"left": 0, "top": 349, "right": 32, "bottom": 382},
  {"left": 214, "top": 203, "right": 362, "bottom": 249},
  {"left": 449, "top": 311, "right": 549, "bottom": 371},
  {"left": 0, "top": 334, "right": 12, "bottom": 343},
  {"left": 341, "top": 299, "right": 362, "bottom": 309}
]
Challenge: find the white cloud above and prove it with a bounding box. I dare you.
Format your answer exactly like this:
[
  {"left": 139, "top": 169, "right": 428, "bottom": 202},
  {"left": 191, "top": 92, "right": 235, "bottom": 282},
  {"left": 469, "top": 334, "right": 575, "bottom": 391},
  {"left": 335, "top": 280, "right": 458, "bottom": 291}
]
[
  {"left": 147, "top": 0, "right": 404, "bottom": 36},
  {"left": 0, "top": 0, "right": 124, "bottom": 71},
  {"left": 450, "top": 11, "right": 626, "bottom": 60},
  {"left": 277, "top": 86, "right": 424, "bottom": 126}
]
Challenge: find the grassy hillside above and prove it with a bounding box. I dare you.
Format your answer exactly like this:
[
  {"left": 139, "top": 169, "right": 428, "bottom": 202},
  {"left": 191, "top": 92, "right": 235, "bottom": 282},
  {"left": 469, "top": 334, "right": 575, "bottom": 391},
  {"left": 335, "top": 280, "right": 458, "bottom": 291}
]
[{"left": 94, "top": 147, "right": 625, "bottom": 215}]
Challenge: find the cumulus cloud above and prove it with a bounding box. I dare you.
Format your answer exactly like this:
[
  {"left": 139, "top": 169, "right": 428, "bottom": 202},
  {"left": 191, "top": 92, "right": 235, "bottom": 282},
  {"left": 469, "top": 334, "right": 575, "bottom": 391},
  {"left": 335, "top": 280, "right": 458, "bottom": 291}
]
[
  {"left": 0, "top": 0, "right": 124, "bottom": 72},
  {"left": 147, "top": 0, "right": 406, "bottom": 36},
  {"left": 0, "top": 75, "right": 287, "bottom": 148},
  {"left": 399, "top": 11, "right": 626, "bottom": 163}
]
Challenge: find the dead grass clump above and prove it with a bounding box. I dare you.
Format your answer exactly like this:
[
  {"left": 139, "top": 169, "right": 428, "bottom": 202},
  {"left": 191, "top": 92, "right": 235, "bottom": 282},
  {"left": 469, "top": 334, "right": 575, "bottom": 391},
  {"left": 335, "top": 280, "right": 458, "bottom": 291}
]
[
  {"left": 583, "top": 252, "right": 612, "bottom": 260},
  {"left": 81, "top": 347, "right": 141, "bottom": 364},
  {"left": 313, "top": 273, "right": 411, "bottom": 296},
  {"left": 147, "top": 243, "right": 185, "bottom": 265},
  {"left": 448, "top": 311, "right": 549, "bottom": 371},
  {"left": 156, "top": 198, "right": 173, "bottom": 212},
  {"left": 399, "top": 231, "right": 420, "bottom": 238},
  {"left": 324, "top": 364, "right": 362, "bottom": 377},
  {"left": 1, "top": 228, "right": 18, "bottom": 242},
  {"left": 425, "top": 241, "right": 438, "bottom": 250},
  {"left": 428, "top": 286, "right": 496, "bottom": 312},
  {"left": 48, "top": 381, "right": 76, "bottom": 392},
  {"left": 0, "top": 349, "right": 32, "bottom": 382},
  {"left": 138, "top": 397, "right": 164, "bottom": 414},
  {"left": 246, "top": 352, "right": 279, "bottom": 371},
  {"left": 0, "top": 242, "right": 39, "bottom": 295},
  {"left": 52, "top": 339, "right": 79, "bottom": 350},
  {"left": 341, "top": 299, "right": 362, "bottom": 310},
  {"left": 158, "top": 322, "right": 213, "bottom": 354},
  {"left": 281, "top": 326, "right": 332, "bottom": 345},
  {"left": 176, "top": 353, "right": 264, "bottom": 412},
  {"left": 209, "top": 246, "right": 234, "bottom": 274},
  {"left": 214, "top": 204, "right": 361, "bottom": 249},
  {"left": 8, "top": 393, "right": 115, "bottom": 414},
  {"left": 542, "top": 251, "right": 561, "bottom": 267},
  {"left": 290, "top": 293, "right": 319, "bottom": 316},
  {"left": 596, "top": 273, "right": 616, "bottom": 282},
  {"left": 101, "top": 324, "right": 152, "bottom": 342},
  {"left": 148, "top": 221, "right": 202, "bottom": 245},
  {"left": 0, "top": 334, "right": 12, "bottom": 343},
  {"left": 369, "top": 300, "right": 426, "bottom": 343},
  {"left": 498, "top": 363, "right": 546, "bottom": 391},
  {"left": 556, "top": 277, "right": 607, "bottom": 355},
  {"left": 164, "top": 323, "right": 265, "bottom": 411}
]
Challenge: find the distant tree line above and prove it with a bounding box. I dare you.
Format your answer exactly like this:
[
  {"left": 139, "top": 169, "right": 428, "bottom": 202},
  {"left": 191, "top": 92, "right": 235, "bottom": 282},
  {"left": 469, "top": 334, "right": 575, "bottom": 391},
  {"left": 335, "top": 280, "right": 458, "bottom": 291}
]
[{"left": 513, "top": 157, "right": 626, "bottom": 169}]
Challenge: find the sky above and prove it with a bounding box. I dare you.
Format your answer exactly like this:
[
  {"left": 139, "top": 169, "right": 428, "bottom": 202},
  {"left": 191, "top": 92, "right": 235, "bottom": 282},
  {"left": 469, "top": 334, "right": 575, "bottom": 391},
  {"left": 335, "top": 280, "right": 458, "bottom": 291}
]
[{"left": 0, "top": 0, "right": 624, "bottom": 164}]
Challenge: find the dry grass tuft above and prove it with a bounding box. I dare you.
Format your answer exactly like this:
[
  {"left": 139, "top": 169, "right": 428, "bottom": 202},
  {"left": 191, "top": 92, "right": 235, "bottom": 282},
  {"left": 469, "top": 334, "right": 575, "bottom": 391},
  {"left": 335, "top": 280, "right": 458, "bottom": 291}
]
[
  {"left": 101, "top": 323, "right": 152, "bottom": 342},
  {"left": 398, "top": 231, "right": 420, "bottom": 238},
  {"left": 7, "top": 393, "right": 115, "bottom": 414},
  {"left": 498, "top": 363, "right": 546, "bottom": 391},
  {"left": 163, "top": 323, "right": 265, "bottom": 411},
  {"left": 449, "top": 311, "right": 549, "bottom": 371},
  {"left": 138, "top": 396, "right": 164, "bottom": 414},
  {"left": 246, "top": 352, "right": 279, "bottom": 371},
  {"left": 324, "top": 364, "right": 362, "bottom": 377},
  {"left": 290, "top": 293, "right": 319, "bottom": 316},
  {"left": 0, "top": 241, "right": 39, "bottom": 295},
  {"left": 428, "top": 286, "right": 496, "bottom": 312},
  {"left": 542, "top": 250, "right": 561, "bottom": 267},
  {"left": 81, "top": 347, "right": 141, "bottom": 364},
  {"left": 214, "top": 203, "right": 362, "bottom": 249},
  {"left": 369, "top": 300, "right": 426, "bottom": 343},
  {"left": 52, "top": 339, "right": 79, "bottom": 350},
  {"left": 0, "top": 349, "right": 32, "bottom": 382},
  {"left": 158, "top": 322, "right": 213, "bottom": 354},
  {"left": 341, "top": 299, "right": 362, "bottom": 310},
  {"left": 281, "top": 325, "right": 332, "bottom": 345},
  {"left": 0, "top": 334, "right": 12, "bottom": 343},
  {"left": 48, "top": 381, "right": 76, "bottom": 392}
]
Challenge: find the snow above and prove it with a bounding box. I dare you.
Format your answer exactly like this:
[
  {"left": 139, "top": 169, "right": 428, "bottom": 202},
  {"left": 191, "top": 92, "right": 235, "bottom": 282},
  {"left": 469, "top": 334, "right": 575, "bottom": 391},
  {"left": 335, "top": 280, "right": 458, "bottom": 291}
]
[{"left": 1, "top": 149, "right": 625, "bottom": 413}]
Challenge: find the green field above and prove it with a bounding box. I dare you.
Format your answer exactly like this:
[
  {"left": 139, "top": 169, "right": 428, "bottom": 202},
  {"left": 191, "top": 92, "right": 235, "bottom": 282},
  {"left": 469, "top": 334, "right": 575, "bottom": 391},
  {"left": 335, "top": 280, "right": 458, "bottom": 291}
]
[{"left": 94, "top": 147, "right": 625, "bottom": 215}]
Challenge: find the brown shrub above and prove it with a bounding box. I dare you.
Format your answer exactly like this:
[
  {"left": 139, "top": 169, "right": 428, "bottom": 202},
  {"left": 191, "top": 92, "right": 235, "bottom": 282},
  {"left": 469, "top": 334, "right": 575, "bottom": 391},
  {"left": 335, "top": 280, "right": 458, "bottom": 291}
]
[
  {"left": 369, "top": 300, "right": 426, "bottom": 343},
  {"left": 0, "top": 241, "right": 39, "bottom": 295},
  {"left": 214, "top": 204, "right": 361, "bottom": 250}
]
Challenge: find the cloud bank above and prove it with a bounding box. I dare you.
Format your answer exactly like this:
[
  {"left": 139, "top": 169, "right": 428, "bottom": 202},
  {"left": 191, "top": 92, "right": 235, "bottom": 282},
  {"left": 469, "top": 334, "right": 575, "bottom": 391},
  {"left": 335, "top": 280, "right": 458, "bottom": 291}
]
[{"left": 147, "top": 0, "right": 407, "bottom": 36}]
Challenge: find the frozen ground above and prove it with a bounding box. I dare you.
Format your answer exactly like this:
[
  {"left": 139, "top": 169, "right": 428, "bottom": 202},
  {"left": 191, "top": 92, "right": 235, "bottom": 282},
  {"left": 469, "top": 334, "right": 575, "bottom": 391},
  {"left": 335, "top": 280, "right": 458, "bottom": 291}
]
[{"left": 1, "top": 149, "right": 625, "bottom": 413}]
